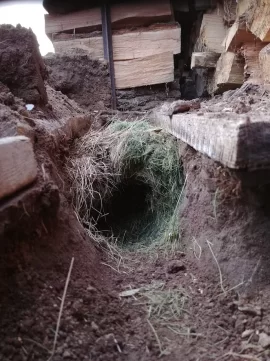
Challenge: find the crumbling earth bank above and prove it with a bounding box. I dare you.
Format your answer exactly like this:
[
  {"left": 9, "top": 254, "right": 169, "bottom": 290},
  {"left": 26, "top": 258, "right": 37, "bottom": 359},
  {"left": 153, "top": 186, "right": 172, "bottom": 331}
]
[
  {"left": 45, "top": 50, "right": 112, "bottom": 111},
  {"left": 0, "top": 25, "right": 48, "bottom": 105}
]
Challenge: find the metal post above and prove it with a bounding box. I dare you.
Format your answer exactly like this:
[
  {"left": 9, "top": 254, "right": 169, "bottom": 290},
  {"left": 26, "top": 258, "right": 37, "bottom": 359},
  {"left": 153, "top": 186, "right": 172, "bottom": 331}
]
[{"left": 101, "top": 4, "right": 117, "bottom": 110}]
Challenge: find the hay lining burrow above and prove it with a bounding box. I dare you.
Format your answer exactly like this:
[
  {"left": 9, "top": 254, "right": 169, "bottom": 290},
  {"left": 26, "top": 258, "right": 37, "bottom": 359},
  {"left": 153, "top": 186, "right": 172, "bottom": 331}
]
[{"left": 67, "top": 120, "right": 183, "bottom": 249}]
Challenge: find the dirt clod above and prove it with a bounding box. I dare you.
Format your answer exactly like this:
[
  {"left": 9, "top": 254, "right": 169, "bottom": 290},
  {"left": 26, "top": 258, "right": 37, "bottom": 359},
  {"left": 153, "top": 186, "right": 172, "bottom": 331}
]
[{"left": 166, "top": 260, "right": 186, "bottom": 274}]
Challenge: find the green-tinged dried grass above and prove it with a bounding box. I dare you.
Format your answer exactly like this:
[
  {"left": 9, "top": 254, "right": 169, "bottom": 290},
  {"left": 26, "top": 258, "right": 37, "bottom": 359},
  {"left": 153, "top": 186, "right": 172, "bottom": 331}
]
[{"left": 67, "top": 120, "right": 183, "bottom": 250}]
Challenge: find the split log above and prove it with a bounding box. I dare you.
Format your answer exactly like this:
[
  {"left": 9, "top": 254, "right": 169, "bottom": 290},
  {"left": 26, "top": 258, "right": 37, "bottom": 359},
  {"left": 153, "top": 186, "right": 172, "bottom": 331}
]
[
  {"left": 53, "top": 24, "right": 181, "bottom": 61},
  {"left": 151, "top": 109, "right": 270, "bottom": 170},
  {"left": 195, "top": 10, "right": 227, "bottom": 53},
  {"left": 114, "top": 52, "right": 174, "bottom": 89},
  {"left": 223, "top": 19, "right": 257, "bottom": 51},
  {"left": 191, "top": 52, "right": 220, "bottom": 69},
  {"left": 259, "top": 44, "right": 270, "bottom": 83},
  {"left": 240, "top": 42, "right": 265, "bottom": 84},
  {"left": 249, "top": 0, "right": 270, "bottom": 42},
  {"left": 45, "top": 0, "right": 172, "bottom": 35},
  {"left": 0, "top": 136, "right": 38, "bottom": 200},
  {"left": 210, "top": 52, "right": 244, "bottom": 94}
]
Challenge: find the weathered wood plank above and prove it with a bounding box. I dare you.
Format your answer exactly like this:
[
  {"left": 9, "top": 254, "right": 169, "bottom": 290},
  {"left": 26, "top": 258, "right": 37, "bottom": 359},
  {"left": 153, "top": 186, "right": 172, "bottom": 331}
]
[
  {"left": 191, "top": 52, "right": 220, "bottom": 68},
  {"left": 53, "top": 37, "right": 104, "bottom": 59},
  {"left": 151, "top": 109, "right": 270, "bottom": 170},
  {"left": 111, "top": 25, "right": 181, "bottom": 60},
  {"left": 223, "top": 20, "right": 257, "bottom": 51},
  {"left": 195, "top": 10, "right": 227, "bottom": 53},
  {"left": 114, "top": 52, "right": 174, "bottom": 89},
  {"left": 210, "top": 51, "right": 244, "bottom": 94},
  {"left": 0, "top": 136, "right": 38, "bottom": 200},
  {"left": 241, "top": 42, "right": 265, "bottom": 84},
  {"left": 249, "top": 0, "right": 270, "bottom": 42},
  {"left": 259, "top": 44, "right": 270, "bottom": 83},
  {"left": 53, "top": 24, "right": 181, "bottom": 61},
  {"left": 45, "top": 0, "right": 172, "bottom": 34}
]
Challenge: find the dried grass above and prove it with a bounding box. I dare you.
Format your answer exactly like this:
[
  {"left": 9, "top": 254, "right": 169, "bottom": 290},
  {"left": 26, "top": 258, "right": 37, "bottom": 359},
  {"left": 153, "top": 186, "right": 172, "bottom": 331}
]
[{"left": 67, "top": 119, "right": 183, "bottom": 251}]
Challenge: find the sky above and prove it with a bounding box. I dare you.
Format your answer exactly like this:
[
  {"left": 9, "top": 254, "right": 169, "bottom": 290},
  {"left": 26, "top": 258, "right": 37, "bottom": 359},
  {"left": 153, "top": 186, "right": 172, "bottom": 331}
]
[{"left": 0, "top": 0, "right": 54, "bottom": 55}]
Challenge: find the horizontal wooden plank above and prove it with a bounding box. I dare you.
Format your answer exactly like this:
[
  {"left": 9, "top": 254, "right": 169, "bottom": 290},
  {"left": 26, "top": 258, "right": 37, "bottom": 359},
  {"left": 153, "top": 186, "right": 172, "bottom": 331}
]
[
  {"left": 114, "top": 52, "right": 174, "bottom": 89},
  {"left": 53, "top": 24, "right": 181, "bottom": 61},
  {"left": 0, "top": 136, "right": 38, "bottom": 200},
  {"left": 151, "top": 109, "right": 270, "bottom": 170},
  {"left": 112, "top": 25, "right": 181, "bottom": 60},
  {"left": 53, "top": 37, "right": 104, "bottom": 59},
  {"left": 45, "top": 0, "right": 172, "bottom": 34},
  {"left": 191, "top": 52, "right": 220, "bottom": 68}
]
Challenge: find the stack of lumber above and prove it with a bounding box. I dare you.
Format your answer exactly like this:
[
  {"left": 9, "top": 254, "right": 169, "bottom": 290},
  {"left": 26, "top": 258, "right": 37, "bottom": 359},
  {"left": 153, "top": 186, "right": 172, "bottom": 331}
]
[
  {"left": 46, "top": 0, "right": 181, "bottom": 89},
  {"left": 192, "top": 0, "right": 270, "bottom": 94}
]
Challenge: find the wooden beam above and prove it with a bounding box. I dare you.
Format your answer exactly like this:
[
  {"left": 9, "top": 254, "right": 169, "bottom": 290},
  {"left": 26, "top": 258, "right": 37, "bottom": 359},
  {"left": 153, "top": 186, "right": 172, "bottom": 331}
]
[
  {"left": 53, "top": 24, "right": 181, "bottom": 61},
  {"left": 210, "top": 51, "right": 244, "bottom": 94},
  {"left": 45, "top": 0, "right": 172, "bottom": 35},
  {"left": 223, "top": 19, "right": 257, "bottom": 51},
  {"left": 240, "top": 42, "right": 265, "bottom": 84},
  {"left": 249, "top": 0, "right": 270, "bottom": 42},
  {"left": 0, "top": 136, "right": 37, "bottom": 200},
  {"left": 191, "top": 52, "right": 220, "bottom": 68},
  {"left": 53, "top": 37, "right": 104, "bottom": 59},
  {"left": 195, "top": 10, "right": 227, "bottom": 53},
  {"left": 259, "top": 44, "right": 270, "bottom": 84},
  {"left": 114, "top": 52, "right": 174, "bottom": 89},
  {"left": 151, "top": 109, "right": 270, "bottom": 170}
]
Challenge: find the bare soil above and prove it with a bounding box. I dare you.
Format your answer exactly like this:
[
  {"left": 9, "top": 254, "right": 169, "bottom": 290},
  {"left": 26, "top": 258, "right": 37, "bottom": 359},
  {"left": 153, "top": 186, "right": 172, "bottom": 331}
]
[
  {"left": 2, "top": 24, "right": 270, "bottom": 361},
  {"left": 45, "top": 50, "right": 111, "bottom": 111}
]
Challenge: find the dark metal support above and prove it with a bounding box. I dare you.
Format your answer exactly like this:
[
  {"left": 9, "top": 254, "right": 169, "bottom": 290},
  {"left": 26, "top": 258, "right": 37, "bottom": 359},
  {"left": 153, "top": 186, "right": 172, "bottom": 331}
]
[{"left": 101, "top": 4, "right": 117, "bottom": 110}]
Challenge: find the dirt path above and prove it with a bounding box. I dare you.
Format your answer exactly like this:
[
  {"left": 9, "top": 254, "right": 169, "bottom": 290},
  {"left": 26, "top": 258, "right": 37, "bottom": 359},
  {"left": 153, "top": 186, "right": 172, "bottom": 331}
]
[{"left": 1, "top": 235, "right": 269, "bottom": 361}]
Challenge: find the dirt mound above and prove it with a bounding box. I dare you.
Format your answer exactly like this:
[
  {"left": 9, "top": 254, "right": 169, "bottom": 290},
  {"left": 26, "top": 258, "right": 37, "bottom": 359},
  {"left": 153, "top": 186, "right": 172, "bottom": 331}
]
[
  {"left": 117, "top": 83, "right": 181, "bottom": 112},
  {"left": 45, "top": 50, "right": 111, "bottom": 111},
  {"left": 0, "top": 25, "right": 47, "bottom": 105}
]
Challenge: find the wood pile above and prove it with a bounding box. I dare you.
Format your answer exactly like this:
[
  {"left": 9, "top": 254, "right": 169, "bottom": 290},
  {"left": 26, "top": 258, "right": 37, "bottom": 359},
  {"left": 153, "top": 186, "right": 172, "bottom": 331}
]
[
  {"left": 45, "top": 0, "right": 181, "bottom": 89},
  {"left": 191, "top": 0, "right": 270, "bottom": 94}
]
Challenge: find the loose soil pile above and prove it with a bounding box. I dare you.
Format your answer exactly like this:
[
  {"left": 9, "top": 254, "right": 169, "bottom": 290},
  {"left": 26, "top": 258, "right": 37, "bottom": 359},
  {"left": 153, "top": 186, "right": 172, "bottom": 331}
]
[
  {"left": 45, "top": 50, "right": 111, "bottom": 111},
  {"left": 0, "top": 25, "right": 47, "bottom": 105},
  {"left": 2, "top": 24, "right": 270, "bottom": 361}
]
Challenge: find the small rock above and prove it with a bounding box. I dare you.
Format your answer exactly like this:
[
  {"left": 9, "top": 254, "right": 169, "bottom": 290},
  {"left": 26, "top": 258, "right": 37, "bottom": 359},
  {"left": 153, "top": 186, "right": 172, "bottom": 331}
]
[
  {"left": 242, "top": 329, "right": 254, "bottom": 338},
  {"left": 91, "top": 321, "right": 99, "bottom": 331},
  {"left": 63, "top": 350, "right": 72, "bottom": 358},
  {"left": 167, "top": 260, "right": 186, "bottom": 274},
  {"left": 238, "top": 305, "right": 262, "bottom": 317},
  {"left": 259, "top": 332, "right": 270, "bottom": 348}
]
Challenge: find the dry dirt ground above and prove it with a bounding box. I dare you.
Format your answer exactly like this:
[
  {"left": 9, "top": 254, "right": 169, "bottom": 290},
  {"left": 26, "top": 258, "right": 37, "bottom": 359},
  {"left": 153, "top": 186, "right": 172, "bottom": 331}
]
[{"left": 2, "top": 25, "right": 270, "bottom": 361}]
